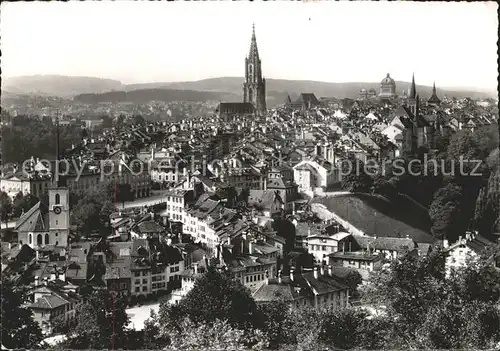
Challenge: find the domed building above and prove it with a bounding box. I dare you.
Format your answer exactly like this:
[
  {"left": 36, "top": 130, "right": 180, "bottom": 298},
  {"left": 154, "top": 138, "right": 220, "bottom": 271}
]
[
  {"left": 368, "top": 88, "right": 377, "bottom": 98},
  {"left": 379, "top": 73, "right": 397, "bottom": 99}
]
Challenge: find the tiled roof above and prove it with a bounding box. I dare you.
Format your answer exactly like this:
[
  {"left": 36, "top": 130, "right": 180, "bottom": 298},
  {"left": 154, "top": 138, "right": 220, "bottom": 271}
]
[
  {"left": 30, "top": 294, "right": 68, "bottom": 310},
  {"left": 329, "top": 251, "right": 381, "bottom": 262},
  {"left": 353, "top": 236, "right": 416, "bottom": 252},
  {"left": 14, "top": 202, "right": 49, "bottom": 233},
  {"left": 136, "top": 220, "right": 165, "bottom": 234}
]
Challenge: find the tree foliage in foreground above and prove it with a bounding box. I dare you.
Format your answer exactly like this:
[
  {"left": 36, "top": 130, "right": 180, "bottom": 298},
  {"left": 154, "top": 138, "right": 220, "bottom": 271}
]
[{"left": 0, "top": 275, "right": 43, "bottom": 349}]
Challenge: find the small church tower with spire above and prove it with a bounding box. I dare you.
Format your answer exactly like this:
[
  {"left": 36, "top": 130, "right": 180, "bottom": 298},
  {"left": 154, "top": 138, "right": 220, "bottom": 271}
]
[
  {"left": 48, "top": 111, "right": 70, "bottom": 248},
  {"left": 243, "top": 23, "right": 267, "bottom": 116},
  {"left": 427, "top": 81, "right": 441, "bottom": 106},
  {"left": 408, "top": 73, "right": 419, "bottom": 116}
]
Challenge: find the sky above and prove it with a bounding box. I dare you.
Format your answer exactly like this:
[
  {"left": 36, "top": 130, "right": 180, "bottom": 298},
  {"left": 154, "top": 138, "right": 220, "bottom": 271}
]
[{"left": 1, "top": 1, "right": 498, "bottom": 91}]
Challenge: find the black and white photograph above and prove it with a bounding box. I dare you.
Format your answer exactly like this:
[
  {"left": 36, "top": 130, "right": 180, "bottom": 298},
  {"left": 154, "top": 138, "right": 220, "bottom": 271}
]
[{"left": 1, "top": 1, "right": 499, "bottom": 350}]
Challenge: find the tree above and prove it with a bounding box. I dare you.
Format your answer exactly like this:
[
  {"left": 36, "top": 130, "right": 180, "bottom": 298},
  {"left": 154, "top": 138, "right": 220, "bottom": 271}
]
[
  {"left": 361, "top": 248, "right": 500, "bottom": 349},
  {"left": 71, "top": 181, "right": 115, "bottom": 235},
  {"left": 63, "top": 288, "right": 130, "bottom": 350},
  {"left": 116, "top": 183, "right": 134, "bottom": 205},
  {"left": 143, "top": 310, "right": 169, "bottom": 349},
  {"left": 0, "top": 191, "right": 13, "bottom": 226},
  {"left": 216, "top": 185, "right": 238, "bottom": 208},
  {"left": 341, "top": 268, "right": 363, "bottom": 299},
  {"left": 158, "top": 266, "right": 259, "bottom": 331},
  {"left": 428, "top": 183, "right": 463, "bottom": 240},
  {"left": 12, "top": 192, "right": 39, "bottom": 218},
  {"left": 340, "top": 157, "right": 373, "bottom": 193},
  {"left": 132, "top": 115, "right": 146, "bottom": 126},
  {"left": 1, "top": 275, "right": 43, "bottom": 349},
  {"left": 166, "top": 318, "right": 267, "bottom": 351}
]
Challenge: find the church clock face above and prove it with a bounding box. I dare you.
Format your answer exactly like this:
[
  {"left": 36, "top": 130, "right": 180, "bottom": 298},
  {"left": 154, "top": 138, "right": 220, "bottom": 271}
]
[{"left": 53, "top": 206, "right": 62, "bottom": 215}]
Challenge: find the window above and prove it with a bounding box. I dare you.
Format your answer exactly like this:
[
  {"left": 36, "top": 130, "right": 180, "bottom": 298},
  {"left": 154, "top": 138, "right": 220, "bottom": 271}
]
[
  {"left": 55, "top": 193, "right": 60, "bottom": 205},
  {"left": 142, "top": 279, "right": 147, "bottom": 284},
  {"left": 37, "top": 234, "right": 43, "bottom": 246},
  {"left": 56, "top": 220, "right": 58, "bottom": 225},
  {"left": 134, "top": 272, "right": 140, "bottom": 277},
  {"left": 45, "top": 234, "right": 49, "bottom": 245},
  {"left": 142, "top": 286, "right": 147, "bottom": 292},
  {"left": 29, "top": 234, "right": 32, "bottom": 245},
  {"left": 135, "top": 287, "right": 140, "bottom": 292}
]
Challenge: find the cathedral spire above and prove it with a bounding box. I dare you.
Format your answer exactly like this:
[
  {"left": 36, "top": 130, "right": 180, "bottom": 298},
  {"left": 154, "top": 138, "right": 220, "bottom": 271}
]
[
  {"left": 249, "top": 23, "right": 259, "bottom": 58},
  {"left": 410, "top": 73, "right": 416, "bottom": 99}
]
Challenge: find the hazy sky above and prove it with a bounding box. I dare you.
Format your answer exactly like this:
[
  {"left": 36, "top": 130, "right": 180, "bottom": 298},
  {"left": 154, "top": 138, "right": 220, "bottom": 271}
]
[{"left": 2, "top": 1, "right": 498, "bottom": 91}]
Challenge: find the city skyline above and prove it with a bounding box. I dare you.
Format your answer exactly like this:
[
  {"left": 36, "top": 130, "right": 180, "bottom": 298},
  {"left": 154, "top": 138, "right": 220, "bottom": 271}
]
[{"left": 1, "top": 1, "right": 498, "bottom": 92}]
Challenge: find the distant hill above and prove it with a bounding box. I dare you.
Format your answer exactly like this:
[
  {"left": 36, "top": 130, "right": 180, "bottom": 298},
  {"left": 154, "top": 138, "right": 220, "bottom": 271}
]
[
  {"left": 2, "top": 75, "right": 123, "bottom": 97},
  {"left": 3, "top": 75, "right": 496, "bottom": 103},
  {"left": 148, "top": 77, "right": 496, "bottom": 101},
  {"left": 74, "top": 89, "right": 239, "bottom": 104}
]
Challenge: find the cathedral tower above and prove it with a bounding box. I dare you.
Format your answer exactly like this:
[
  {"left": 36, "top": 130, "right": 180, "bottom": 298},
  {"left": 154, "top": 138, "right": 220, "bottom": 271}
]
[{"left": 243, "top": 24, "right": 267, "bottom": 115}]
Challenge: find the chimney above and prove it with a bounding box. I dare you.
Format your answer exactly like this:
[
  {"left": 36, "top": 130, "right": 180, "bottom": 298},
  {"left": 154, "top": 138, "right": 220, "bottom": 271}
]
[
  {"left": 328, "top": 265, "right": 332, "bottom": 276},
  {"left": 34, "top": 276, "right": 39, "bottom": 286},
  {"left": 458, "top": 236, "right": 463, "bottom": 245},
  {"left": 465, "top": 232, "right": 471, "bottom": 241},
  {"left": 43, "top": 277, "right": 48, "bottom": 286},
  {"left": 278, "top": 269, "right": 282, "bottom": 284},
  {"left": 249, "top": 240, "right": 254, "bottom": 255},
  {"left": 8, "top": 242, "right": 11, "bottom": 250},
  {"left": 313, "top": 267, "right": 319, "bottom": 279},
  {"left": 320, "top": 265, "right": 325, "bottom": 276},
  {"left": 59, "top": 272, "right": 66, "bottom": 282},
  {"left": 35, "top": 250, "right": 39, "bottom": 261},
  {"left": 193, "top": 263, "right": 198, "bottom": 275}
]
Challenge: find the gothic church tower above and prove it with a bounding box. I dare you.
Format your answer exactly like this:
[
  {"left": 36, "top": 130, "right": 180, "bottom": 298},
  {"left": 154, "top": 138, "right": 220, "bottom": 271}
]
[{"left": 243, "top": 24, "right": 267, "bottom": 115}]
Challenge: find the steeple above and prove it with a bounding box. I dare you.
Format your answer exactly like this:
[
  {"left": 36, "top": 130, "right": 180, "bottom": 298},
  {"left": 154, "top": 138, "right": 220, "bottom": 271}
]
[
  {"left": 249, "top": 22, "right": 259, "bottom": 59},
  {"left": 428, "top": 81, "right": 441, "bottom": 105},
  {"left": 243, "top": 23, "right": 266, "bottom": 115},
  {"left": 409, "top": 73, "right": 416, "bottom": 99},
  {"left": 52, "top": 110, "right": 65, "bottom": 188}
]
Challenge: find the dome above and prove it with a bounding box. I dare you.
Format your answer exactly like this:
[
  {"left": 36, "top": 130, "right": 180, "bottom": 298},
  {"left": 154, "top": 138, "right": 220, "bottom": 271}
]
[
  {"left": 381, "top": 73, "right": 395, "bottom": 85},
  {"left": 360, "top": 88, "right": 367, "bottom": 93}
]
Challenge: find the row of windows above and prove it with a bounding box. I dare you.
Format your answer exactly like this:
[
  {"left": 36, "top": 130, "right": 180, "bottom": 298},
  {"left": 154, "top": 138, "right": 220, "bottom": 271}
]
[
  {"left": 29, "top": 233, "right": 59, "bottom": 246},
  {"left": 310, "top": 245, "right": 336, "bottom": 252},
  {"left": 157, "top": 174, "right": 177, "bottom": 181},
  {"left": 170, "top": 213, "right": 183, "bottom": 221},
  {"left": 168, "top": 196, "right": 183, "bottom": 203},
  {"left": 170, "top": 266, "right": 180, "bottom": 273},
  {"left": 167, "top": 205, "right": 183, "bottom": 213},
  {"left": 245, "top": 274, "right": 264, "bottom": 283},
  {"left": 152, "top": 282, "right": 166, "bottom": 290}
]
